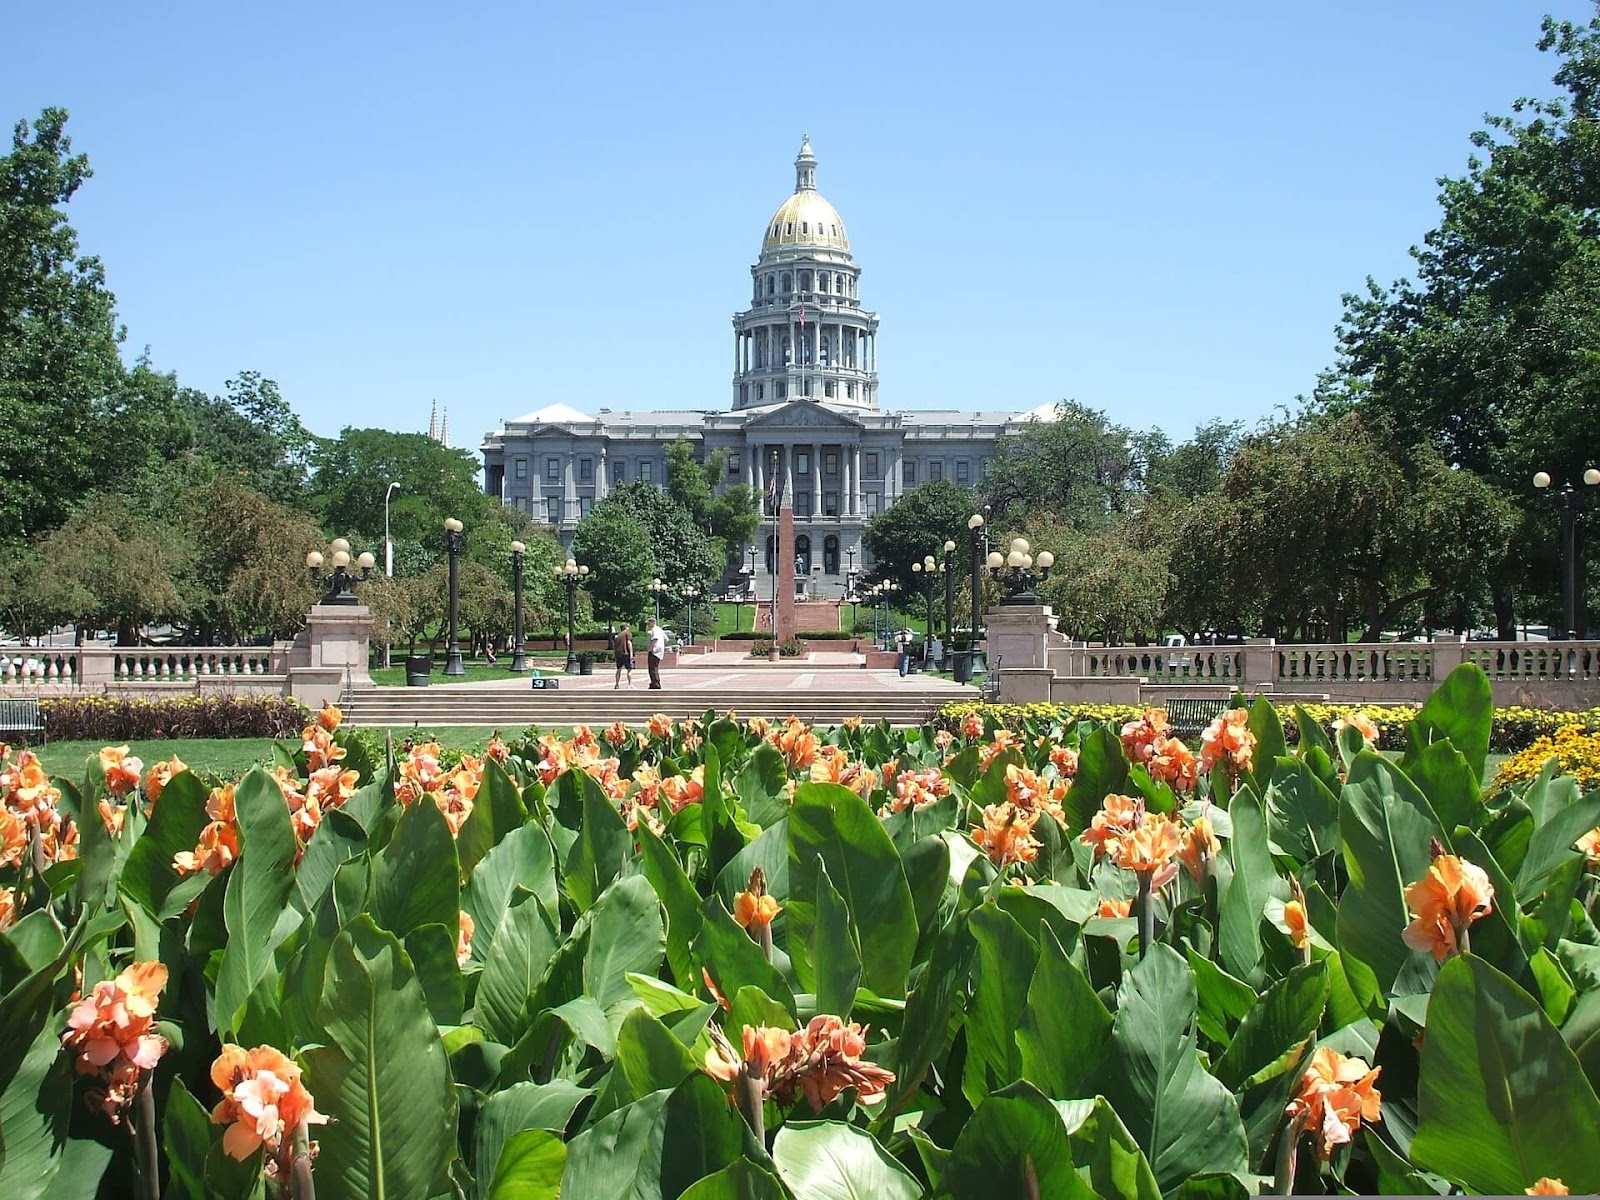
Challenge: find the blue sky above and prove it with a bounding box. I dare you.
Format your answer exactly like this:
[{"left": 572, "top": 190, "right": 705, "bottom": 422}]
[{"left": 6, "top": 1, "right": 1593, "bottom": 444}]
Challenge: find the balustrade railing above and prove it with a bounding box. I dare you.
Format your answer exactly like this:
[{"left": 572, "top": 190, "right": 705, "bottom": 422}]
[
  {"left": 0, "top": 645, "right": 282, "bottom": 690},
  {"left": 1275, "top": 643, "right": 1435, "bottom": 685},
  {"left": 1075, "top": 648, "right": 1244, "bottom": 681},
  {"left": 1461, "top": 641, "right": 1600, "bottom": 681}
]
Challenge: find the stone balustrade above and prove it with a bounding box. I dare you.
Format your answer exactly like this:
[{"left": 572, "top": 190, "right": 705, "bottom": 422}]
[{"left": 0, "top": 644, "right": 289, "bottom": 696}]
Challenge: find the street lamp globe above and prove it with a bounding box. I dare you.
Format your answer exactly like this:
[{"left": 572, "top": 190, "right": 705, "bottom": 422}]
[
  {"left": 356, "top": 552, "right": 376, "bottom": 571},
  {"left": 332, "top": 549, "right": 351, "bottom": 568},
  {"left": 911, "top": 562, "right": 921, "bottom": 574},
  {"left": 306, "top": 551, "right": 324, "bottom": 569},
  {"left": 331, "top": 538, "right": 351, "bottom": 555},
  {"left": 578, "top": 565, "right": 589, "bottom": 576},
  {"left": 943, "top": 539, "right": 956, "bottom": 553},
  {"left": 1586, "top": 469, "right": 1600, "bottom": 487},
  {"left": 1534, "top": 472, "right": 1553, "bottom": 489},
  {"left": 443, "top": 517, "right": 464, "bottom": 533},
  {"left": 1010, "top": 537, "right": 1029, "bottom": 556},
  {"left": 1006, "top": 549, "right": 1024, "bottom": 568},
  {"left": 987, "top": 551, "right": 1004, "bottom": 570},
  {"left": 967, "top": 513, "right": 985, "bottom": 531},
  {"left": 510, "top": 540, "right": 525, "bottom": 554},
  {"left": 1037, "top": 551, "right": 1055, "bottom": 570}
]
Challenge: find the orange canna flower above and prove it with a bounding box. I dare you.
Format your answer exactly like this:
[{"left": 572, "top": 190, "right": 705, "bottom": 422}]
[
  {"left": 1148, "top": 735, "right": 1199, "bottom": 793},
  {"left": 971, "top": 801, "right": 1041, "bottom": 868},
  {"left": 300, "top": 724, "right": 346, "bottom": 772},
  {"left": 210, "top": 1043, "right": 327, "bottom": 1167},
  {"left": 62, "top": 961, "right": 169, "bottom": 1122},
  {"left": 1282, "top": 899, "right": 1310, "bottom": 949},
  {"left": 1120, "top": 709, "right": 1171, "bottom": 764},
  {"left": 648, "top": 713, "right": 674, "bottom": 740},
  {"left": 704, "top": 1016, "right": 895, "bottom": 1111},
  {"left": 1575, "top": 826, "right": 1600, "bottom": 866},
  {"left": 1285, "top": 1047, "right": 1382, "bottom": 1159},
  {"left": 603, "top": 721, "right": 631, "bottom": 748},
  {"left": 1332, "top": 711, "right": 1379, "bottom": 748},
  {"left": 99, "top": 745, "right": 143, "bottom": 797},
  {"left": 143, "top": 755, "right": 188, "bottom": 807},
  {"left": 174, "top": 820, "right": 240, "bottom": 878},
  {"left": 1049, "top": 745, "right": 1080, "bottom": 777},
  {"left": 733, "top": 890, "right": 782, "bottom": 931},
  {"left": 1116, "top": 813, "right": 1184, "bottom": 886},
  {"left": 1097, "top": 897, "right": 1132, "bottom": 918},
  {"left": 1527, "top": 1180, "right": 1570, "bottom": 1195},
  {"left": 457, "top": 911, "right": 475, "bottom": 967},
  {"left": 1004, "top": 764, "right": 1068, "bottom": 827},
  {"left": 961, "top": 711, "right": 985, "bottom": 740},
  {"left": 485, "top": 734, "right": 511, "bottom": 762},
  {"left": 0, "top": 885, "right": 16, "bottom": 931},
  {"left": 1403, "top": 853, "right": 1494, "bottom": 961},
  {"left": 659, "top": 766, "right": 705, "bottom": 814},
  {"left": 978, "top": 729, "right": 1020, "bottom": 771},
  {"left": 1200, "top": 708, "right": 1255, "bottom": 776},
  {"left": 933, "top": 728, "right": 955, "bottom": 751},
  {"left": 880, "top": 766, "right": 951, "bottom": 815},
  {"left": 843, "top": 715, "right": 863, "bottom": 731},
  {"left": 809, "top": 747, "right": 876, "bottom": 797},
  {"left": 1176, "top": 813, "right": 1220, "bottom": 883},
  {"left": 745, "top": 716, "right": 771, "bottom": 737},
  {"left": 0, "top": 806, "right": 25, "bottom": 869},
  {"left": 316, "top": 703, "right": 342, "bottom": 731},
  {"left": 769, "top": 719, "right": 821, "bottom": 773},
  {"left": 1080, "top": 792, "right": 1141, "bottom": 861}
]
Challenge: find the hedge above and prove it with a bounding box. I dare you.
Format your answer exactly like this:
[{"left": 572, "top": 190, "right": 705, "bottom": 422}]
[
  {"left": 720, "top": 630, "right": 854, "bottom": 641},
  {"left": 39, "top": 695, "right": 309, "bottom": 742}
]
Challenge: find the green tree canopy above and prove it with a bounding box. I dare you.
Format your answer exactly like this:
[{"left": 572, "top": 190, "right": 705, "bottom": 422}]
[
  {"left": 311, "top": 427, "right": 494, "bottom": 554},
  {"left": 980, "top": 401, "right": 1141, "bottom": 531},
  {"left": 665, "top": 437, "right": 761, "bottom": 567},
  {"left": 571, "top": 502, "right": 654, "bottom": 621},
  {"left": 861, "top": 479, "right": 977, "bottom": 594},
  {"left": 597, "top": 481, "right": 721, "bottom": 591}
]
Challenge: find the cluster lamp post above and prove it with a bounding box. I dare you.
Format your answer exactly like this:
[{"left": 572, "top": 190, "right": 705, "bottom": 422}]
[
  {"left": 681, "top": 586, "right": 701, "bottom": 646},
  {"left": 986, "top": 537, "right": 1056, "bottom": 603},
  {"left": 510, "top": 541, "right": 527, "bottom": 672},
  {"left": 443, "top": 518, "right": 465, "bottom": 675},
  {"left": 305, "top": 539, "right": 376, "bottom": 605},
  {"left": 649, "top": 577, "right": 669, "bottom": 623},
  {"left": 1534, "top": 468, "right": 1600, "bottom": 637},
  {"left": 555, "top": 557, "right": 589, "bottom": 674},
  {"left": 912, "top": 554, "right": 938, "bottom": 666}
]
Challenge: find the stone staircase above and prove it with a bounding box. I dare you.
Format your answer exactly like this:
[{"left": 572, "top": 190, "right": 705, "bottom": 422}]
[{"left": 337, "top": 686, "right": 949, "bottom": 730}]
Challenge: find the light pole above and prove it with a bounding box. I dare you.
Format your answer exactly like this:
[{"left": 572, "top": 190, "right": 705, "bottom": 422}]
[
  {"left": 1534, "top": 468, "right": 1600, "bottom": 637},
  {"left": 680, "top": 586, "right": 701, "bottom": 646},
  {"left": 649, "top": 577, "right": 669, "bottom": 623},
  {"left": 383, "top": 482, "right": 400, "bottom": 578},
  {"left": 966, "top": 512, "right": 986, "bottom": 679},
  {"left": 913, "top": 556, "right": 937, "bottom": 667},
  {"left": 305, "top": 539, "right": 375, "bottom": 605},
  {"left": 510, "top": 541, "right": 527, "bottom": 672},
  {"left": 942, "top": 539, "right": 957, "bottom": 665},
  {"left": 443, "top": 518, "right": 465, "bottom": 675},
  {"left": 555, "top": 557, "right": 588, "bottom": 673}
]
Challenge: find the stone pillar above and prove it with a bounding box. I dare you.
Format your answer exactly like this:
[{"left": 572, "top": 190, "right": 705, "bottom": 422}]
[
  {"left": 1243, "top": 638, "right": 1277, "bottom": 693},
  {"left": 1431, "top": 633, "right": 1467, "bottom": 680},
  {"left": 812, "top": 442, "right": 822, "bottom": 515},
  {"left": 986, "top": 604, "right": 1055, "bottom": 673},
  {"left": 596, "top": 448, "right": 608, "bottom": 500},
  {"left": 285, "top": 603, "right": 375, "bottom": 708},
  {"left": 563, "top": 454, "right": 576, "bottom": 526},
  {"left": 851, "top": 444, "right": 862, "bottom": 514}
]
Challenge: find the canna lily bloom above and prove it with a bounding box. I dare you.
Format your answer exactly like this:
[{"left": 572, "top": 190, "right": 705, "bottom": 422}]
[
  {"left": 1049, "top": 745, "right": 1080, "bottom": 778},
  {"left": 316, "top": 703, "right": 342, "bottom": 732},
  {"left": 961, "top": 711, "right": 985, "bottom": 740},
  {"left": 62, "top": 962, "right": 169, "bottom": 1122},
  {"left": 971, "top": 801, "right": 1041, "bottom": 868},
  {"left": 456, "top": 911, "right": 475, "bottom": 967},
  {"left": 768, "top": 719, "right": 821, "bottom": 773},
  {"left": 395, "top": 741, "right": 445, "bottom": 802},
  {"left": 648, "top": 713, "right": 674, "bottom": 740},
  {"left": 1004, "top": 764, "right": 1068, "bottom": 827},
  {"left": 300, "top": 724, "right": 345, "bottom": 772},
  {"left": 1148, "top": 735, "right": 1199, "bottom": 793},
  {"left": 174, "top": 819, "right": 240, "bottom": 878},
  {"left": 933, "top": 728, "right": 955, "bottom": 751},
  {"left": 978, "top": 730, "right": 1020, "bottom": 771},
  {"left": 1576, "top": 826, "right": 1600, "bottom": 866},
  {"left": 1176, "top": 813, "right": 1220, "bottom": 883},
  {"left": 1116, "top": 813, "right": 1184, "bottom": 887},
  {"left": 659, "top": 766, "right": 705, "bottom": 814},
  {"left": 603, "top": 721, "right": 631, "bottom": 748},
  {"left": 1200, "top": 708, "right": 1255, "bottom": 776},
  {"left": 143, "top": 754, "right": 188, "bottom": 807},
  {"left": 99, "top": 745, "right": 144, "bottom": 797},
  {"left": 734, "top": 890, "right": 782, "bottom": 931},
  {"left": 843, "top": 715, "right": 863, "bottom": 731},
  {"left": 1120, "top": 710, "right": 1172, "bottom": 765},
  {"left": 0, "top": 885, "right": 16, "bottom": 930},
  {"left": 1332, "top": 710, "right": 1380, "bottom": 748},
  {"left": 0, "top": 807, "right": 25, "bottom": 868},
  {"left": 1284, "top": 1047, "right": 1382, "bottom": 1159},
  {"left": 207, "top": 782, "right": 237, "bottom": 823},
  {"left": 485, "top": 734, "right": 511, "bottom": 762},
  {"left": 210, "top": 1044, "right": 327, "bottom": 1166},
  {"left": 1281, "top": 899, "right": 1310, "bottom": 949},
  {"left": 792, "top": 1015, "right": 897, "bottom": 1110},
  {"left": 98, "top": 797, "right": 127, "bottom": 837},
  {"left": 880, "top": 767, "right": 951, "bottom": 815},
  {"left": 1527, "top": 1180, "right": 1570, "bottom": 1195},
  {"left": 1097, "top": 897, "right": 1132, "bottom": 918},
  {"left": 809, "top": 747, "right": 877, "bottom": 798},
  {"left": 1403, "top": 853, "right": 1494, "bottom": 961},
  {"left": 1080, "top": 793, "right": 1141, "bottom": 861}
]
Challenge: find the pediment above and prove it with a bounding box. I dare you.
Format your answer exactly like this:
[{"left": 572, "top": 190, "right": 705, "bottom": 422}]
[{"left": 740, "top": 401, "right": 863, "bottom": 431}]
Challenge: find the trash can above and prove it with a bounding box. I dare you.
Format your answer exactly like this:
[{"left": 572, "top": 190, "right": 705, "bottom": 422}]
[
  {"left": 404, "top": 655, "right": 432, "bottom": 687},
  {"left": 953, "top": 650, "right": 973, "bottom": 685}
]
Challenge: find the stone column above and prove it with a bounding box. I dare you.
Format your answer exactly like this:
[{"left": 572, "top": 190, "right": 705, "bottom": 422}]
[
  {"left": 596, "top": 448, "right": 608, "bottom": 500},
  {"left": 285, "top": 603, "right": 375, "bottom": 708},
  {"left": 852, "top": 444, "right": 863, "bottom": 514},
  {"left": 1243, "top": 638, "right": 1278, "bottom": 693},
  {"left": 813, "top": 442, "right": 822, "bottom": 515},
  {"left": 563, "top": 454, "right": 576, "bottom": 526}
]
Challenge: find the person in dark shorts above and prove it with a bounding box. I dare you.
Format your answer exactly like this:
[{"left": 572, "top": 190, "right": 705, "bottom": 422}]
[
  {"left": 645, "top": 617, "right": 666, "bottom": 689},
  {"left": 614, "top": 623, "right": 635, "bottom": 689}
]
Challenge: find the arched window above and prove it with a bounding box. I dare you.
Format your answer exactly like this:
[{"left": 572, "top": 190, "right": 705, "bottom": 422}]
[
  {"left": 824, "top": 536, "right": 839, "bottom": 574},
  {"left": 817, "top": 272, "right": 828, "bottom": 293},
  {"left": 795, "top": 535, "right": 811, "bottom": 575},
  {"left": 782, "top": 272, "right": 792, "bottom": 293},
  {"left": 800, "top": 271, "right": 811, "bottom": 292}
]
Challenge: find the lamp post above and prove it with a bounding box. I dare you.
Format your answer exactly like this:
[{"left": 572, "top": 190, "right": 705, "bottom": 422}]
[
  {"left": 986, "top": 537, "right": 1056, "bottom": 604},
  {"left": 1534, "top": 468, "right": 1600, "bottom": 637},
  {"left": 383, "top": 482, "right": 400, "bottom": 578},
  {"left": 680, "top": 586, "right": 701, "bottom": 646},
  {"left": 509, "top": 541, "right": 527, "bottom": 672},
  {"left": 966, "top": 512, "right": 986, "bottom": 679},
  {"left": 942, "top": 539, "right": 957, "bottom": 664},
  {"left": 305, "top": 539, "right": 376, "bottom": 605},
  {"left": 913, "top": 556, "right": 937, "bottom": 667},
  {"left": 555, "top": 557, "right": 589, "bottom": 673},
  {"left": 443, "top": 518, "right": 465, "bottom": 675},
  {"left": 649, "top": 577, "right": 669, "bottom": 623}
]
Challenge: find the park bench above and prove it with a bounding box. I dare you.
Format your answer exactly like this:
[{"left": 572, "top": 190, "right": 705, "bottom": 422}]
[
  {"left": 0, "top": 697, "right": 46, "bottom": 746},
  {"left": 1163, "top": 696, "right": 1229, "bottom": 738}
]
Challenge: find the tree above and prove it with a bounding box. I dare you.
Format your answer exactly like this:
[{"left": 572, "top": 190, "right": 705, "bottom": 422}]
[
  {"left": 1134, "top": 419, "right": 1243, "bottom": 502},
  {"left": 0, "top": 109, "right": 127, "bottom": 542},
  {"left": 861, "top": 480, "right": 977, "bottom": 594},
  {"left": 571, "top": 503, "right": 654, "bottom": 621},
  {"left": 665, "top": 437, "right": 761, "bottom": 567},
  {"left": 980, "top": 401, "right": 1141, "bottom": 531},
  {"left": 310, "top": 427, "right": 494, "bottom": 553},
  {"left": 185, "top": 372, "right": 316, "bottom": 508},
  {"left": 597, "top": 482, "right": 721, "bottom": 591}
]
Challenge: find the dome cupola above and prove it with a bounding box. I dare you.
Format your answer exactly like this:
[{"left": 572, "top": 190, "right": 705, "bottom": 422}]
[{"left": 762, "top": 134, "right": 850, "bottom": 253}]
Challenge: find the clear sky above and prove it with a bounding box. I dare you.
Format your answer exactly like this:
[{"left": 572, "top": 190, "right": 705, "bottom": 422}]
[{"left": 5, "top": 1, "right": 1593, "bottom": 445}]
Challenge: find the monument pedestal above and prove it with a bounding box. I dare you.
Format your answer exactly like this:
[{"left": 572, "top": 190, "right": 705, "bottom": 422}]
[
  {"left": 285, "top": 603, "right": 375, "bottom": 708},
  {"left": 986, "top": 603, "right": 1057, "bottom": 673}
]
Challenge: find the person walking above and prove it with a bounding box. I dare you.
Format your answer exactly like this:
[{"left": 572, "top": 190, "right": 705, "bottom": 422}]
[
  {"left": 614, "top": 623, "right": 635, "bottom": 689},
  {"left": 897, "top": 628, "right": 913, "bottom": 678},
  {"left": 645, "top": 617, "right": 667, "bottom": 690}
]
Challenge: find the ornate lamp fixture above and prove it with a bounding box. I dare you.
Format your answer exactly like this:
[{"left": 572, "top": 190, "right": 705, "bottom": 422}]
[
  {"left": 986, "top": 537, "right": 1055, "bottom": 605},
  {"left": 306, "top": 538, "right": 375, "bottom": 605}
]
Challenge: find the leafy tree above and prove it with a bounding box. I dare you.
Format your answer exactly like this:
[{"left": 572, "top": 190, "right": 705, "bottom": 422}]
[
  {"left": 571, "top": 503, "right": 653, "bottom": 621},
  {"left": 1027, "top": 509, "right": 1172, "bottom": 643},
  {"left": 0, "top": 109, "right": 126, "bottom": 542},
  {"left": 861, "top": 480, "right": 977, "bottom": 594},
  {"left": 980, "top": 401, "right": 1141, "bottom": 531},
  {"left": 597, "top": 482, "right": 721, "bottom": 591},
  {"left": 0, "top": 544, "right": 53, "bottom": 642},
  {"left": 1133, "top": 419, "right": 1243, "bottom": 501},
  {"left": 185, "top": 372, "right": 316, "bottom": 508},
  {"left": 665, "top": 437, "right": 761, "bottom": 567},
  {"left": 311, "top": 427, "right": 493, "bottom": 552}
]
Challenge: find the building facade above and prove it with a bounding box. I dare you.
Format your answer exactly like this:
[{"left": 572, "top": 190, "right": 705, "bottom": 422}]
[{"left": 480, "top": 137, "right": 1044, "bottom": 598}]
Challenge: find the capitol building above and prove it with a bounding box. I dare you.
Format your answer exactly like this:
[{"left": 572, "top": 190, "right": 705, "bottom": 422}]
[{"left": 480, "top": 137, "right": 1046, "bottom": 596}]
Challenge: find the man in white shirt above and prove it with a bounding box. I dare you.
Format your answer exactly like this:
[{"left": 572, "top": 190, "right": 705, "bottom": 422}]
[{"left": 645, "top": 617, "right": 668, "bottom": 690}]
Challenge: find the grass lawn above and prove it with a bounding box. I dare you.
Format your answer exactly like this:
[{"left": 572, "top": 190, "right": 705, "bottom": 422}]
[{"left": 370, "top": 653, "right": 569, "bottom": 686}]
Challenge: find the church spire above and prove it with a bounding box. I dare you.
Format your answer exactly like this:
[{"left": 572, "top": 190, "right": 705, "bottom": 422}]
[
  {"left": 428, "top": 399, "right": 439, "bottom": 441},
  {"left": 794, "top": 134, "right": 816, "bottom": 192},
  {"left": 441, "top": 407, "right": 451, "bottom": 448}
]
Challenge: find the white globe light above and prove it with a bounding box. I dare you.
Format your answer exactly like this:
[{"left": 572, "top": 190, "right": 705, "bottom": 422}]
[
  {"left": 1037, "top": 550, "right": 1055, "bottom": 569},
  {"left": 579, "top": 565, "right": 589, "bottom": 575},
  {"left": 968, "top": 513, "right": 985, "bottom": 530},
  {"left": 510, "top": 540, "right": 525, "bottom": 553},
  {"left": 1021, "top": 554, "right": 1033, "bottom": 568},
  {"left": 1007, "top": 550, "right": 1024, "bottom": 568},
  {"left": 1011, "top": 537, "right": 1030, "bottom": 555},
  {"left": 943, "top": 540, "right": 956, "bottom": 553},
  {"left": 1586, "top": 468, "right": 1600, "bottom": 487},
  {"left": 306, "top": 551, "right": 324, "bottom": 569},
  {"left": 332, "top": 550, "right": 351, "bottom": 568},
  {"left": 1533, "top": 472, "right": 1552, "bottom": 489},
  {"left": 986, "top": 552, "right": 1004, "bottom": 569},
  {"left": 444, "top": 517, "right": 464, "bottom": 533},
  {"left": 912, "top": 562, "right": 921, "bottom": 573},
  {"left": 356, "top": 551, "right": 376, "bottom": 570},
  {"left": 331, "top": 537, "right": 351, "bottom": 555}
]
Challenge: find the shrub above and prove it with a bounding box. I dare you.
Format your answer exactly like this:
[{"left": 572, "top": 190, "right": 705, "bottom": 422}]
[
  {"left": 795, "top": 629, "right": 853, "bottom": 640},
  {"left": 749, "top": 638, "right": 807, "bottom": 658},
  {"left": 40, "top": 695, "right": 308, "bottom": 741}
]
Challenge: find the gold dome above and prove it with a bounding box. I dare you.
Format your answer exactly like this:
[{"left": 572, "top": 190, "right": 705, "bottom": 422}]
[
  {"left": 761, "top": 136, "right": 850, "bottom": 253},
  {"left": 763, "top": 191, "right": 850, "bottom": 252}
]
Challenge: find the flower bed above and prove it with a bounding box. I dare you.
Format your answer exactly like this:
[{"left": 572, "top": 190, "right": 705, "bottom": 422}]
[
  {"left": 40, "top": 694, "right": 308, "bottom": 741},
  {"left": 3, "top": 667, "right": 1600, "bottom": 1197}
]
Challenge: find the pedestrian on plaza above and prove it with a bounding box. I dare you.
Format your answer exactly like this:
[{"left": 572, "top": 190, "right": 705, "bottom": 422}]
[
  {"left": 645, "top": 617, "right": 667, "bottom": 690},
  {"left": 614, "top": 623, "right": 635, "bottom": 689},
  {"left": 897, "top": 628, "right": 913, "bottom": 677}
]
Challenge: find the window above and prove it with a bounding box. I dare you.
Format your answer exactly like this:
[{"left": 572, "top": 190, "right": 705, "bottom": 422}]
[
  {"left": 757, "top": 383, "right": 765, "bottom": 401},
  {"left": 785, "top": 224, "right": 793, "bottom": 236},
  {"left": 782, "top": 272, "right": 792, "bottom": 291},
  {"left": 766, "top": 274, "right": 775, "bottom": 296},
  {"left": 824, "top": 381, "right": 835, "bottom": 398},
  {"left": 795, "top": 493, "right": 812, "bottom": 518},
  {"left": 580, "top": 497, "right": 593, "bottom": 518},
  {"left": 865, "top": 492, "right": 882, "bottom": 517},
  {"left": 801, "top": 222, "right": 808, "bottom": 235},
  {"left": 796, "top": 451, "right": 810, "bottom": 474},
  {"left": 613, "top": 461, "right": 626, "bottom": 484},
  {"left": 777, "top": 382, "right": 787, "bottom": 398},
  {"left": 800, "top": 271, "right": 811, "bottom": 291},
  {"left": 727, "top": 456, "right": 739, "bottom": 476},
  {"left": 817, "top": 272, "right": 828, "bottom": 292},
  {"left": 541, "top": 498, "right": 554, "bottom": 523},
  {"left": 903, "top": 461, "right": 916, "bottom": 486},
  {"left": 846, "top": 383, "right": 855, "bottom": 399},
  {"left": 864, "top": 452, "right": 880, "bottom": 478},
  {"left": 514, "top": 458, "right": 527, "bottom": 479},
  {"left": 641, "top": 462, "right": 653, "bottom": 483},
  {"left": 824, "top": 452, "right": 838, "bottom": 476},
  {"left": 824, "top": 491, "right": 839, "bottom": 516},
  {"left": 956, "top": 460, "right": 970, "bottom": 483},
  {"left": 579, "top": 458, "right": 593, "bottom": 482},
  {"left": 824, "top": 536, "right": 839, "bottom": 574},
  {"left": 929, "top": 461, "right": 943, "bottom": 481},
  {"left": 545, "top": 457, "right": 560, "bottom": 483}
]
